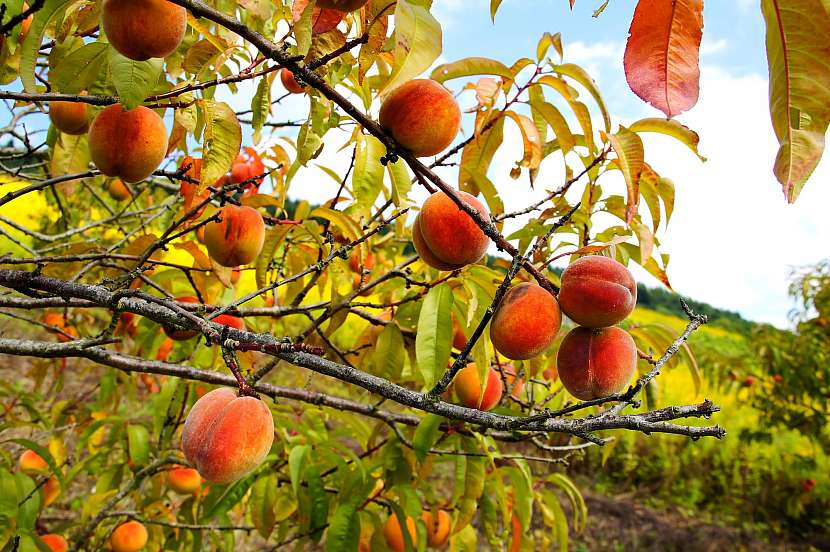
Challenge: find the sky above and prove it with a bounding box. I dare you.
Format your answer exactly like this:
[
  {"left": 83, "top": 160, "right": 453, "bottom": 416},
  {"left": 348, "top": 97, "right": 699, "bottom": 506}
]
[{"left": 247, "top": 0, "right": 829, "bottom": 328}]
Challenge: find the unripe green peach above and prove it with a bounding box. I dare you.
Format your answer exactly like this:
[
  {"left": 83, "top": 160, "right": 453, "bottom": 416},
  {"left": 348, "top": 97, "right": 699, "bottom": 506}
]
[
  {"left": 379, "top": 79, "right": 461, "bottom": 157},
  {"left": 490, "top": 283, "right": 561, "bottom": 360},
  {"left": 88, "top": 104, "right": 168, "bottom": 184},
  {"left": 181, "top": 388, "right": 274, "bottom": 484},
  {"left": 558, "top": 256, "right": 637, "bottom": 328},
  {"left": 412, "top": 191, "right": 490, "bottom": 270},
  {"left": 556, "top": 326, "right": 638, "bottom": 400},
  {"left": 204, "top": 205, "right": 266, "bottom": 267},
  {"left": 102, "top": 0, "right": 187, "bottom": 61}
]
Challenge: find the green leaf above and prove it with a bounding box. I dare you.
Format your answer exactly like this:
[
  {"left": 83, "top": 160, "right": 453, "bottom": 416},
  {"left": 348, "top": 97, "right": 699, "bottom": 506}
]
[
  {"left": 126, "top": 424, "right": 150, "bottom": 467},
  {"left": 306, "top": 464, "right": 329, "bottom": 543},
  {"left": 289, "top": 444, "right": 310, "bottom": 497},
  {"left": 530, "top": 99, "right": 576, "bottom": 155},
  {"left": 379, "top": 0, "right": 442, "bottom": 95},
  {"left": 204, "top": 474, "right": 257, "bottom": 519},
  {"left": 0, "top": 467, "right": 19, "bottom": 519},
  {"left": 255, "top": 224, "right": 292, "bottom": 289},
  {"left": 761, "top": 0, "right": 830, "bottom": 202},
  {"left": 539, "top": 488, "right": 569, "bottom": 552},
  {"left": 49, "top": 42, "right": 109, "bottom": 94},
  {"left": 372, "top": 323, "right": 405, "bottom": 379},
  {"left": 412, "top": 414, "right": 444, "bottom": 463},
  {"left": 325, "top": 501, "right": 361, "bottom": 552},
  {"left": 416, "top": 283, "right": 454, "bottom": 389},
  {"left": 251, "top": 71, "right": 275, "bottom": 140},
  {"left": 14, "top": 472, "right": 40, "bottom": 531},
  {"left": 604, "top": 126, "right": 645, "bottom": 225},
  {"left": 547, "top": 472, "right": 587, "bottom": 531},
  {"left": 250, "top": 474, "right": 278, "bottom": 538},
  {"left": 629, "top": 118, "right": 705, "bottom": 161},
  {"left": 430, "top": 57, "right": 514, "bottom": 84},
  {"left": 21, "top": 0, "right": 72, "bottom": 92},
  {"left": 352, "top": 135, "right": 386, "bottom": 215},
  {"left": 198, "top": 100, "right": 243, "bottom": 194},
  {"left": 109, "top": 51, "right": 162, "bottom": 110},
  {"left": 460, "top": 117, "right": 504, "bottom": 193},
  {"left": 387, "top": 158, "right": 412, "bottom": 207}
]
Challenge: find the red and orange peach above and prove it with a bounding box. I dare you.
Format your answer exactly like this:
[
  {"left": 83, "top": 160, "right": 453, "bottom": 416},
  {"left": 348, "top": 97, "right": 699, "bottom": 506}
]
[
  {"left": 556, "top": 326, "right": 638, "bottom": 400},
  {"left": 557, "top": 256, "right": 637, "bottom": 328},
  {"left": 490, "top": 283, "right": 561, "bottom": 360}
]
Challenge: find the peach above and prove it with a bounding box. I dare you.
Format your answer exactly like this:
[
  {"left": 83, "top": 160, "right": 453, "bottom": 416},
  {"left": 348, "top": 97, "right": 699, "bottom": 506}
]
[
  {"left": 178, "top": 156, "right": 211, "bottom": 217},
  {"left": 453, "top": 363, "right": 504, "bottom": 411},
  {"left": 379, "top": 79, "right": 461, "bottom": 157},
  {"left": 383, "top": 514, "right": 417, "bottom": 552},
  {"left": 19, "top": 449, "right": 48, "bottom": 473},
  {"left": 43, "top": 475, "right": 60, "bottom": 506},
  {"left": 349, "top": 250, "right": 374, "bottom": 274},
  {"left": 88, "top": 104, "right": 168, "bottom": 183},
  {"left": 181, "top": 388, "right": 274, "bottom": 484},
  {"left": 316, "top": 0, "right": 369, "bottom": 11},
  {"left": 49, "top": 100, "right": 89, "bottom": 135},
  {"left": 412, "top": 191, "right": 490, "bottom": 270},
  {"left": 556, "top": 326, "right": 638, "bottom": 401},
  {"left": 558, "top": 256, "right": 637, "bottom": 328},
  {"left": 204, "top": 205, "right": 266, "bottom": 267},
  {"left": 167, "top": 465, "right": 202, "bottom": 494},
  {"left": 227, "top": 148, "right": 265, "bottom": 193},
  {"left": 280, "top": 69, "right": 305, "bottom": 94},
  {"left": 421, "top": 509, "right": 451, "bottom": 547},
  {"left": 162, "top": 296, "right": 199, "bottom": 341},
  {"left": 213, "top": 313, "right": 245, "bottom": 331},
  {"left": 109, "top": 520, "right": 148, "bottom": 552},
  {"left": 43, "top": 313, "right": 77, "bottom": 342},
  {"left": 108, "top": 179, "right": 131, "bottom": 201},
  {"left": 101, "top": 0, "right": 187, "bottom": 61},
  {"left": 40, "top": 534, "right": 68, "bottom": 552},
  {"left": 490, "top": 283, "right": 561, "bottom": 360},
  {"left": 452, "top": 315, "right": 467, "bottom": 350},
  {"left": 155, "top": 337, "right": 174, "bottom": 361}
]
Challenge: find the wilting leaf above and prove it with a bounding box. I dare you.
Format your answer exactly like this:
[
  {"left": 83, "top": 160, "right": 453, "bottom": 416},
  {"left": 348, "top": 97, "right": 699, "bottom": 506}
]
[{"left": 624, "top": 0, "right": 703, "bottom": 117}]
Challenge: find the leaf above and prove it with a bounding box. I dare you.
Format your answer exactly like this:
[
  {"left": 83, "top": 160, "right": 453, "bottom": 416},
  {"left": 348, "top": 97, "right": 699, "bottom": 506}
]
[
  {"left": 412, "top": 414, "right": 444, "bottom": 463},
  {"left": 48, "top": 42, "right": 109, "bottom": 93},
  {"left": 306, "top": 464, "right": 329, "bottom": 542},
  {"left": 537, "top": 32, "right": 563, "bottom": 62},
  {"left": 250, "top": 474, "right": 278, "bottom": 538},
  {"left": 629, "top": 117, "right": 705, "bottom": 161},
  {"left": 255, "top": 225, "right": 292, "bottom": 289},
  {"left": 126, "top": 424, "right": 150, "bottom": 467},
  {"left": 21, "top": 0, "right": 72, "bottom": 92},
  {"left": 204, "top": 474, "right": 257, "bottom": 519},
  {"left": 623, "top": 0, "right": 704, "bottom": 117},
  {"left": 109, "top": 51, "right": 162, "bottom": 110},
  {"left": 554, "top": 63, "right": 611, "bottom": 133},
  {"left": 530, "top": 100, "right": 576, "bottom": 155},
  {"left": 51, "top": 133, "right": 89, "bottom": 176},
  {"left": 198, "top": 100, "right": 242, "bottom": 195},
  {"left": 372, "top": 323, "right": 405, "bottom": 379},
  {"left": 761, "top": 0, "right": 830, "bottom": 202},
  {"left": 289, "top": 445, "right": 309, "bottom": 497},
  {"left": 351, "top": 135, "right": 385, "bottom": 214},
  {"left": 8, "top": 438, "right": 66, "bottom": 490},
  {"left": 504, "top": 112, "right": 543, "bottom": 173},
  {"left": 459, "top": 116, "right": 504, "bottom": 193},
  {"left": 490, "top": 0, "right": 504, "bottom": 21},
  {"left": 604, "top": 126, "right": 645, "bottom": 225},
  {"left": 387, "top": 158, "right": 412, "bottom": 207},
  {"left": 324, "top": 501, "right": 361, "bottom": 552},
  {"left": 430, "top": 57, "right": 514, "bottom": 84},
  {"left": 416, "top": 284, "right": 454, "bottom": 389},
  {"left": 379, "top": 0, "right": 442, "bottom": 96}
]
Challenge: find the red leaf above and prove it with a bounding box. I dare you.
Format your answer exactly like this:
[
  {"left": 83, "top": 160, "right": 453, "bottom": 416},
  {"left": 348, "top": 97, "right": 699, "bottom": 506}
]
[{"left": 624, "top": 0, "right": 704, "bottom": 118}]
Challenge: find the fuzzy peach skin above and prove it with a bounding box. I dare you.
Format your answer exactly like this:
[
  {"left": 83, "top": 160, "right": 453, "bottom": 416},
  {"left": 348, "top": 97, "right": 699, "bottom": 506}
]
[
  {"left": 162, "top": 296, "right": 199, "bottom": 340},
  {"left": 413, "top": 191, "right": 490, "bottom": 270},
  {"left": 557, "top": 256, "right": 637, "bottom": 328},
  {"left": 421, "top": 509, "right": 452, "bottom": 547},
  {"left": 43, "top": 475, "right": 60, "bottom": 506},
  {"left": 49, "top": 101, "right": 89, "bottom": 135},
  {"left": 383, "top": 514, "right": 417, "bottom": 552},
  {"left": 88, "top": 104, "right": 168, "bottom": 184},
  {"left": 39, "top": 534, "right": 68, "bottom": 552},
  {"left": 204, "top": 205, "right": 266, "bottom": 267},
  {"left": 19, "top": 449, "right": 48, "bottom": 473},
  {"left": 316, "top": 0, "right": 369, "bottom": 11},
  {"left": 109, "top": 520, "right": 148, "bottom": 552},
  {"left": 181, "top": 388, "right": 274, "bottom": 484},
  {"left": 379, "top": 79, "right": 461, "bottom": 157},
  {"left": 490, "top": 282, "right": 561, "bottom": 360},
  {"left": 453, "top": 363, "right": 504, "bottom": 411},
  {"left": 451, "top": 315, "right": 467, "bottom": 350},
  {"left": 556, "top": 326, "right": 638, "bottom": 401},
  {"left": 102, "top": 0, "right": 187, "bottom": 61},
  {"left": 167, "top": 466, "right": 202, "bottom": 494},
  {"left": 280, "top": 69, "right": 305, "bottom": 94},
  {"left": 108, "top": 179, "right": 131, "bottom": 201}
]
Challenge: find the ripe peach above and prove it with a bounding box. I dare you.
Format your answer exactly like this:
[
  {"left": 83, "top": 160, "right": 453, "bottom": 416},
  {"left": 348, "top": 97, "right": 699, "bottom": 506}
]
[
  {"left": 490, "top": 283, "right": 561, "bottom": 360},
  {"left": 316, "top": 0, "right": 369, "bottom": 11},
  {"left": 383, "top": 514, "right": 417, "bottom": 552},
  {"left": 43, "top": 313, "right": 77, "bottom": 342},
  {"left": 19, "top": 449, "right": 48, "bottom": 473},
  {"left": 379, "top": 79, "right": 461, "bottom": 157},
  {"left": 280, "top": 69, "right": 305, "bottom": 94},
  {"left": 40, "top": 534, "right": 68, "bottom": 552},
  {"left": 109, "top": 520, "right": 148, "bottom": 552},
  {"left": 744, "top": 376, "right": 756, "bottom": 388},
  {"left": 181, "top": 388, "right": 274, "bottom": 484},
  {"left": 421, "top": 509, "right": 451, "bottom": 547},
  {"left": 558, "top": 256, "right": 637, "bottom": 328},
  {"left": 43, "top": 475, "right": 60, "bottom": 506},
  {"left": 452, "top": 315, "right": 467, "bottom": 350},
  {"left": 349, "top": 250, "right": 375, "bottom": 274},
  {"left": 453, "top": 363, "right": 504, "bottom": 411},
  {"left": 156, "top": 337, "right": 174, "bottom": 361},
  {"left": 108, "top": 179, "right": 131, "bottom": 201},
  {"left": 227, "top": 148, "right": 266, "bottom": 193},
  {"left": 167, "top": 465, "right": 202, "bottom": 494},
  {"left": 213, "top": 313, "right": 245, "bottom": 331},
  {"left": 101, "top": 0, "right": 187, "bottom": 61},
  {"left": 49, "top": 100, "right": 89, "bottom": 135},
  {"left": 204, "top": 205, "right": 266, "bottom": 267},
  {"left": 163, "top": 296, "right": 199, "bottom": 341},
  {"left": 412, "top": 191, "right": 490, "bottom": 270},
  {"left": 773, "top": 374, "right": 783, "bottom": 383},
  {"left": 178, "top": 156, "right": 211, "bottom": 217},
  {"left": 557, "top": 326, "right": 638, "bottom": 401},
  {"left": 88, "top": 104, "right": 168, "bottom": 183}
]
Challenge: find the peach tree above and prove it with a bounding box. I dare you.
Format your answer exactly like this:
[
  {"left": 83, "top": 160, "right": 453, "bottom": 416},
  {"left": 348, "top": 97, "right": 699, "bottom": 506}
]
[{"left": 0, "top": 0, "right": 826, "bottom": 550}]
